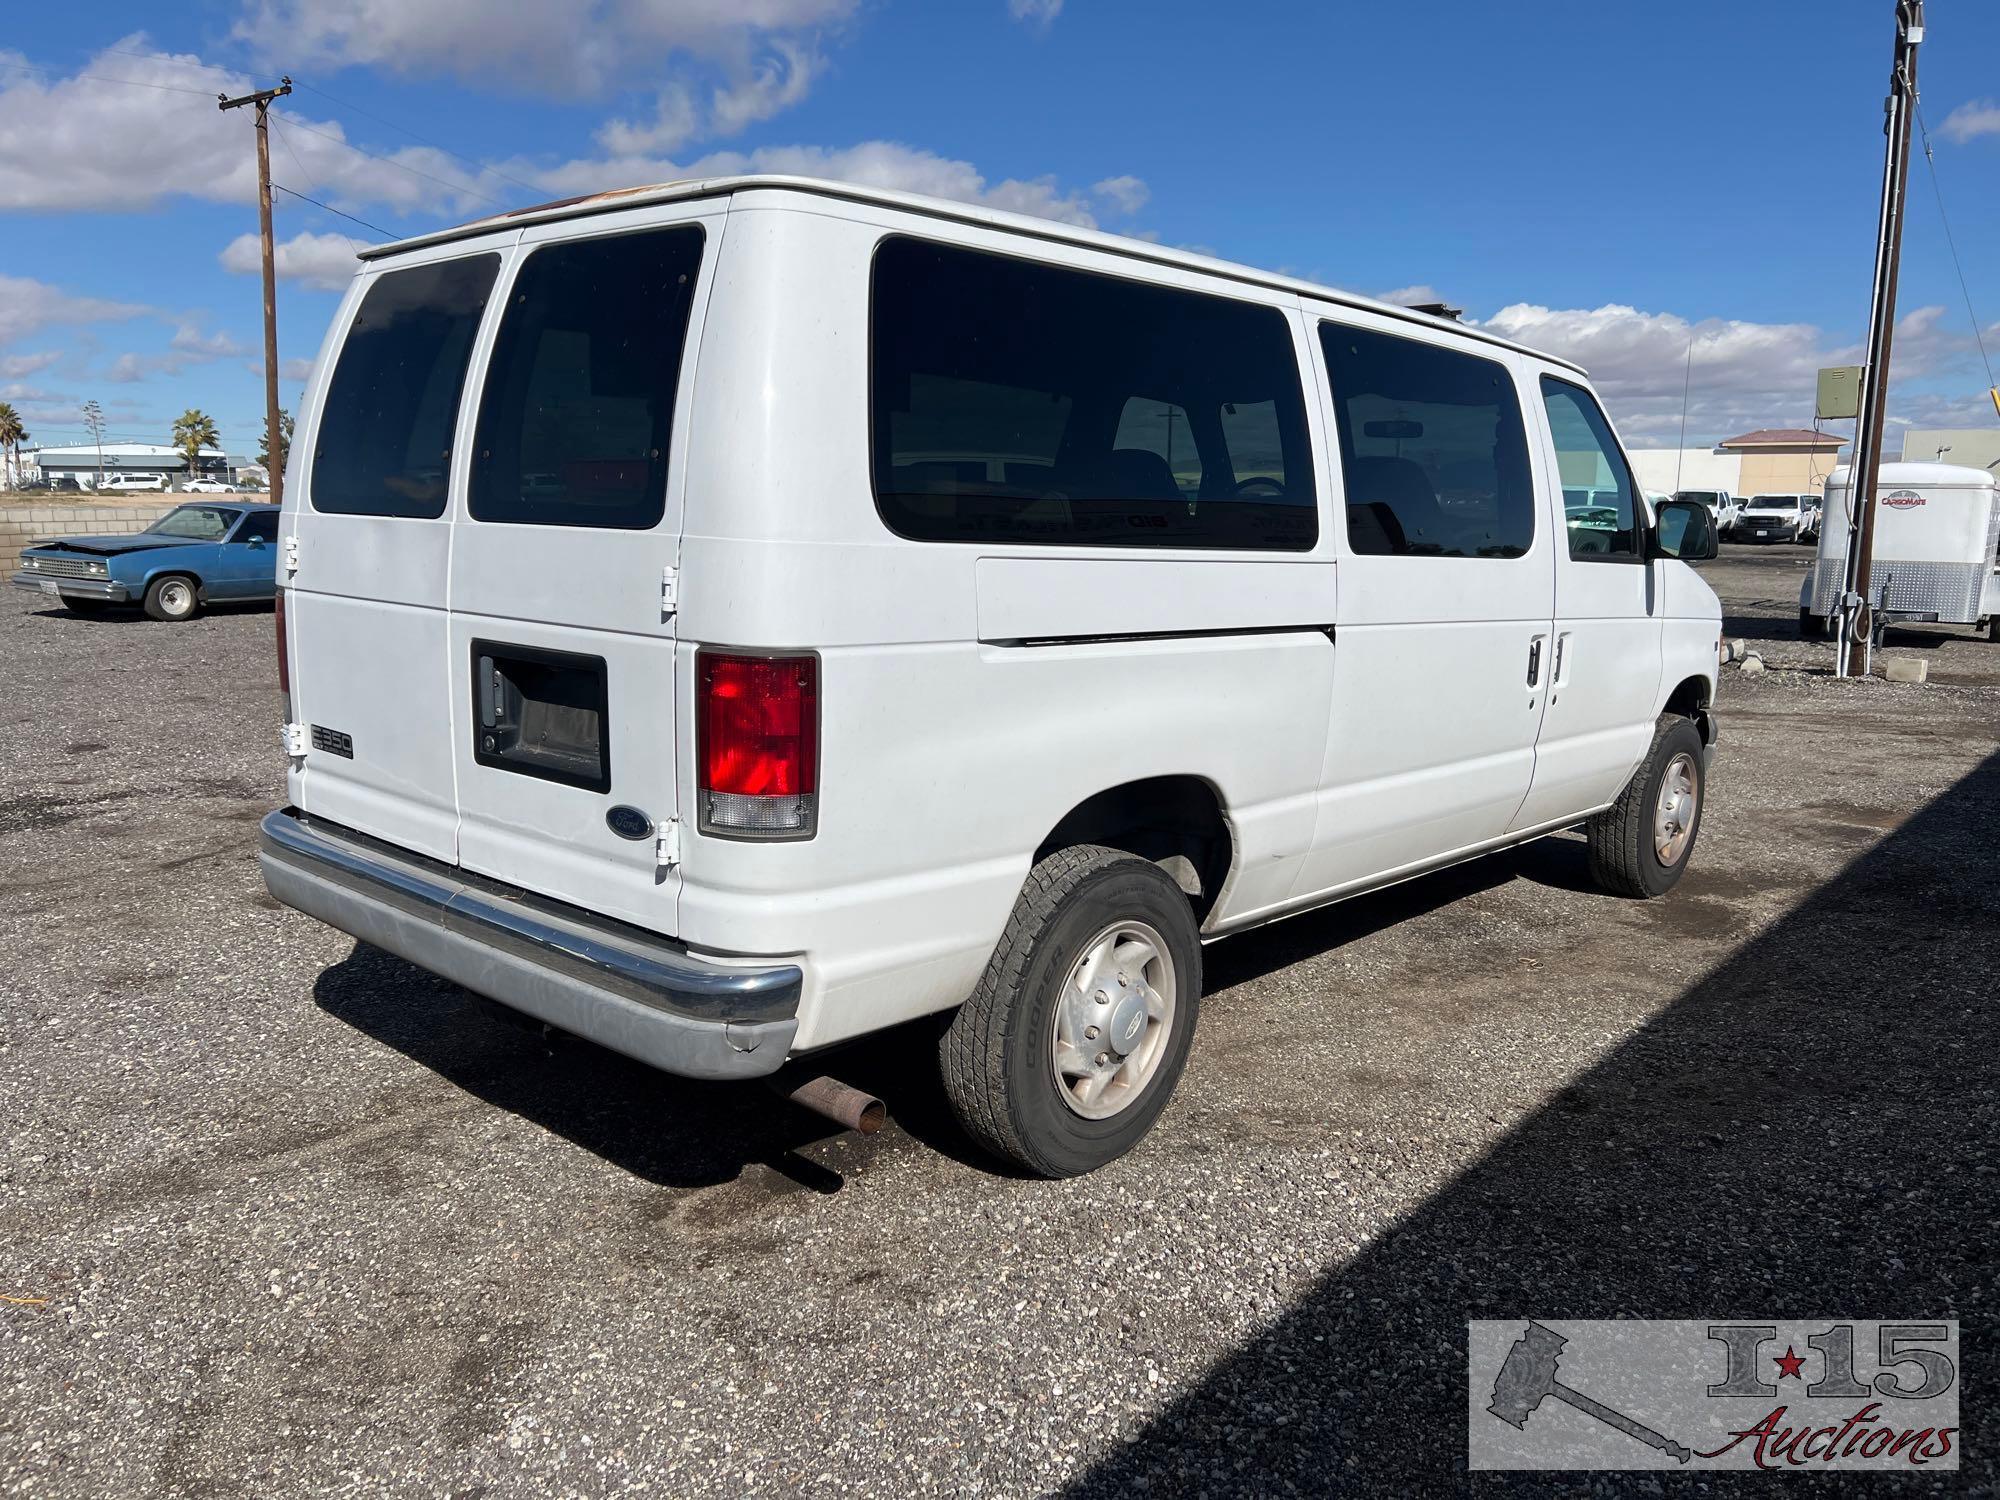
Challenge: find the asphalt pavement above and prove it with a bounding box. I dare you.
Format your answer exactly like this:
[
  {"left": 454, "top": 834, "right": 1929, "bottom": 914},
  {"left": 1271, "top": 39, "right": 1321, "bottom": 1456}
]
[{"left": 1, "top": 548, "right": 1994, "bottom": 1496}]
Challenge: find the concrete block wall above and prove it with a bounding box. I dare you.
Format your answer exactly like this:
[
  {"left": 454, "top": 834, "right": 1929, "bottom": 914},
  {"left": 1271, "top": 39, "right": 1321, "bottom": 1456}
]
[{"left": 0, "top": 503, "right": 178, "bottom": 574}]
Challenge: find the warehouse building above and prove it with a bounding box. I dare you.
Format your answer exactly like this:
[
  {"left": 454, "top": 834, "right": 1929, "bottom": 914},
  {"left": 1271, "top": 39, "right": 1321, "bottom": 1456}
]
[{"left": 23, "top": 443, "right": 231, "bottom": 489}]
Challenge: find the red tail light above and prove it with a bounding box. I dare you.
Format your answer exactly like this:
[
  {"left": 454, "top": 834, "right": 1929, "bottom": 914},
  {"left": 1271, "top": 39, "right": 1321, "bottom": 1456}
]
[
  {"left": 697, "top": 650, "right": 818, "bottom": 838},
  {"left": 274, "top": 589, "right": 290, "bottom": 695}
]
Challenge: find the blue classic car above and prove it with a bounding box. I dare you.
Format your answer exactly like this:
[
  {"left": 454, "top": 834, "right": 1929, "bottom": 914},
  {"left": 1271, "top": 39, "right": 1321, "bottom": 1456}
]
[{"left": 12, "top": 502, "right": 281, "bottom": 621}]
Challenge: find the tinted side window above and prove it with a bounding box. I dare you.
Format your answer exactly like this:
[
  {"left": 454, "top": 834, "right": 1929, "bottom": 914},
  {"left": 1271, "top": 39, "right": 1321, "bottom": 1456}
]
[
  {"left": 312, "top": 255, "right": 499, "bottom": 518},
  {"left": 470, "top": 226, "right": 704, "bottom": 529},
  {"left": 1540, "top": 377, "right": 1639, "bottom": 560},
  {"left": 1320, "top": 323, "right": 1534, "bottom": 558},
  {"left": 871, "top": 238, "right": 1317, "bottom": 550},
  {"left": 235, "top": 509, "right": 280, "bottom": 542}
]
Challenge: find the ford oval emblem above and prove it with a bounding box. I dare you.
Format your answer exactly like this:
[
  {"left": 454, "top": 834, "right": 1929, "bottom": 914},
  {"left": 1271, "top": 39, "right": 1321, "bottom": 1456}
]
[{"left": 605, "top": 805, "right": 654, "bottom": 841}]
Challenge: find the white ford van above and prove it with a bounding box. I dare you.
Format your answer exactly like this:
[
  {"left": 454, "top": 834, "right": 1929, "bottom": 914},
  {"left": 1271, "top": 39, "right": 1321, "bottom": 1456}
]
[{"left": 259, "top": 176, "right": 1723, "bottom": 1176}]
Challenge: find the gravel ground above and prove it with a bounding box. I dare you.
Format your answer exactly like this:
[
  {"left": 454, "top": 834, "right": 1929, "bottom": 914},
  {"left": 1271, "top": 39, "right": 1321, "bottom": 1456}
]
[{"left": 1, "top": 548, "right": 1995, "bottom": 1497}]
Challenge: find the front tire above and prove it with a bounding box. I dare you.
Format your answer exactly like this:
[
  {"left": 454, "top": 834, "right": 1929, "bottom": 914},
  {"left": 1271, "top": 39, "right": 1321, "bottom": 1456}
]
[
  {"left": 1586, "top": 716, "right": 1706, "bottom": 899},
  {"left": 143, "top": 574, "right": 199, "bottom": 622},
  {"left": 940, "top": 846, "right": 1202, "bottom": 1177}
]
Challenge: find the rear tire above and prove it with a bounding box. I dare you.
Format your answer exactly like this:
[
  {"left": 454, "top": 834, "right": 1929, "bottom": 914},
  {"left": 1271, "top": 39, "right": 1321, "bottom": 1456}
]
[
  {"left": 143, "top": 574, "right": 199, "bottom": 622},
  {"left": 939, "top": 845, "right": 1201, "bottom": 1177},
  {"left": 1587, "top": 716, "right": 1706, "bottom": 900}
]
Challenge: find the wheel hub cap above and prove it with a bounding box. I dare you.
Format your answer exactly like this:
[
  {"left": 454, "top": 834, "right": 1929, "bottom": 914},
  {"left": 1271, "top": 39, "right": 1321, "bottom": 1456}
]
[
  {"left": 1653, "top": 752, "right": 1698, "bottom": 865},
  {"left": 1051, "top": 919, "right": 1176, "bottom": 1121}
]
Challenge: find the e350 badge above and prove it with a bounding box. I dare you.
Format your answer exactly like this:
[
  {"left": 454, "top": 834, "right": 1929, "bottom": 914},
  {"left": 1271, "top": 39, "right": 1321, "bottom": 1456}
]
[{"left": 1468, "top": 1320, "right": 1958, "bottom": 1471}]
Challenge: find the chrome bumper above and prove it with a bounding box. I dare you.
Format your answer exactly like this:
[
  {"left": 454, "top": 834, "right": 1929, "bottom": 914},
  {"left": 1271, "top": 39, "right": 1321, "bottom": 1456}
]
[
  {"left": 11, "top": 571, "right": 130, "bottom": 601},
  {"left": 259, "top": 808, "right": 801, "bottom": 1079}
]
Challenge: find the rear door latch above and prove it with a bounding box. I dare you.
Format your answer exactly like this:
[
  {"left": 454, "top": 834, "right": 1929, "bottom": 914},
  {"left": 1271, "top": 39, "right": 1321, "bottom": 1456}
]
[
  {"left": 660, "top": 564, "right": 678, "bottom": 618},
  {"left": 281, "top": 722, "right": 309, "bottom": 758},
  {"left": 656, "top": 818, "right": 682, "bottom": 869},
  {"left": 282, "top": 534, "right": 300, "bottom": 577}
]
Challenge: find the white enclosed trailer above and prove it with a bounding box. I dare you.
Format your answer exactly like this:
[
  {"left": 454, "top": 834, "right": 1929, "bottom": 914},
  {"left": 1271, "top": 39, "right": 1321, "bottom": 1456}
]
[{"left": 1802, "top": 461, "right": 2000, "bottom": 641}]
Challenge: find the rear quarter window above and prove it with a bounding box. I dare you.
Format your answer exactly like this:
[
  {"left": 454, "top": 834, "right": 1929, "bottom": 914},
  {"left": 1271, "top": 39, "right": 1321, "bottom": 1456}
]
[
  {"left": 870, "top": 237, "right": 1317, "bottom": 550},
  {"left": 310, "top": 254, "right": 500, "bottom": 518},
  {"left": 469, "top": 225, "right": 705, "bottom": 530}
]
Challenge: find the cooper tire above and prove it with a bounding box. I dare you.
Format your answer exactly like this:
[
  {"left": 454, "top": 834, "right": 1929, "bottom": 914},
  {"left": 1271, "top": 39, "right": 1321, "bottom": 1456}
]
[
  {"left": 1586, "top": 715, "right": 1707, "bottom": 900},
  {"left": 939, "top": 845, "right": 1201, "bottom": 1178},
  {"left": 143, "top": 574, "right": 199, "bottom": 622}
]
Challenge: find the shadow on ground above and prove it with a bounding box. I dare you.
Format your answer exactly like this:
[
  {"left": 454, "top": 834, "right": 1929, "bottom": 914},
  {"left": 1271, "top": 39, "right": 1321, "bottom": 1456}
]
[{"left": 1063, "top": 751, "right": 1999, "bottom": 1497}]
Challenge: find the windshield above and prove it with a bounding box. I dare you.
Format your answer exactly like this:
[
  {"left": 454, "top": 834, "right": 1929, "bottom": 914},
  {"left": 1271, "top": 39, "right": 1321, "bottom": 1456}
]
[
  {"left": 1676, "top": 491, "right": 1720, "bottom": 506},
  {"left": 146, "top": 505, "right": 235, "bottom": 540},
  {"left": 1746, "top": 496, "right": 1797, "bottom": 511}
]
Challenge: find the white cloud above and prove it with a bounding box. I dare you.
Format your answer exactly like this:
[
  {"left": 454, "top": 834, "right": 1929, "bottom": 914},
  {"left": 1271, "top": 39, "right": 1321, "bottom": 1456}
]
[
  {"left": 596, "top": 86, "right": 701, "bottom": 157},
  {"left": 1375, "top": 284, "right": 1446, "bottom": 308},
  {"left": 280, "top": 357, "right": 315, "bottom": 381},
  {"left": 1091, "top": 174, "right": 1148, "bottom": 217},
  {"left": 1938, "top": 99, "right": 2000, "bottom": 144},
  {"left": 1, "top": 350, "right": 63, "bottom": 380},
  {"left": 710, "top": 41, "right": 822, "bottom": 138},
  {"left": 0, "top": 41, "right": 496, "bottom": 215},
  {"left": 222, "top": 230, "right": 366, "bottom": 291},
  {"left": 1009, "top": 0, "right": 1065, "bottom": 30},
  {"left": 1477, "top": 300, "right": 1982, "bottom": 447},
  {"left": 0, "top": 274, "right": 146, "bottom": 348},
  {"left": 234, "top": 0, "right": 855, "bottom": 97},
  {"left": 508, "top": 139, "right": 1130, "bottom": 229},
  {"left": 169, "top": 323, "right": 249, "bottom": 359}
]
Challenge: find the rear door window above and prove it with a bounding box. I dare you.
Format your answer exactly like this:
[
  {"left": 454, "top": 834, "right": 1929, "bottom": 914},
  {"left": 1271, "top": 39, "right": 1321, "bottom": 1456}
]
[
  {"left": 469, "top": 225, "right": 705, "bottom": 530},
  {"left": 870, "top": 237, "right": 1317, "bottom": 550},
  {"left": 311, "top": 254, "right": 499, "bottom": 518},
  {"left": 1320, "top": 322, "right": 1535, "bottom": 558}
]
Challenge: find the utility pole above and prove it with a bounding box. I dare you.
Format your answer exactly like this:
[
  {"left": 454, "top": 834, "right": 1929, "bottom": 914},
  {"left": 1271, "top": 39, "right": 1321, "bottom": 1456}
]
[
  {"left": 1837, "top": 1, "right": 1922, "bottom": 678},
  {"left": 219, "top": 76, "right": 292, "bottom": 509}
]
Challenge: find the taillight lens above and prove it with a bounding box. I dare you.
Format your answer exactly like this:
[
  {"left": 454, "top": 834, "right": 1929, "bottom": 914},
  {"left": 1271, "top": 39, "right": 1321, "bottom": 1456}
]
[
  {"left": 697, "top": 651, "right": 818, "bottom": 838},
  {"left": 274, "top": 588, "right": 290, "bottom": 696}
]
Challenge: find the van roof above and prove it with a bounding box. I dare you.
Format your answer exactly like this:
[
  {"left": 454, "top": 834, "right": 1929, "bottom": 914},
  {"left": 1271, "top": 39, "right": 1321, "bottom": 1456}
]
[{"left": 357, "top": 173, "right": 1586, "bottom": 376}]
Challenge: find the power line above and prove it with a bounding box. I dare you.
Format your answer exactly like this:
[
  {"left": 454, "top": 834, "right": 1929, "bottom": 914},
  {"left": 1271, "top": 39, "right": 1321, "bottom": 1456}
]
[
  {"left": 291, "top": 78, "right": 546, "bottom": 198},
  {"left": 271, "top": 182, "right": 392, "bottom": 239},
  {"left": 268, "top": 117, "right": 364, "bottom": 250},
  {"left": 273, "top": 108, "right": 512, "bottom": 210},
  {"left": 1914, "top": 102, "right": 1995, "bottom": 390},
  {"left": 0, "top": 58, "right": 217, "bottom": 97}
]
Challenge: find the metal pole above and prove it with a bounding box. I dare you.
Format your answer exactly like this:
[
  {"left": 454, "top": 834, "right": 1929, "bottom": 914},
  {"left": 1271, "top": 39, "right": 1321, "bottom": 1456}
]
[
  {"left": 219, "top": 77, "right": 292, "bottom": 508},
  {"left": 1839, "top": 1, "right": 1922, "bottom": 676}
]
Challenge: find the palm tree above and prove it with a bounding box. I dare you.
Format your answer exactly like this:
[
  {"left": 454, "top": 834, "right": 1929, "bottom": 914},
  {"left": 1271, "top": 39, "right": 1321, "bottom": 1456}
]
[
  {"left": 0, "top": 402, "right": 25, "bottom": 490},
  {"left": 258, "top": 408, "right": 293, "bottom": 481},
  {"left": 171, "top": 409, "right": 221, "bottom": 488}
]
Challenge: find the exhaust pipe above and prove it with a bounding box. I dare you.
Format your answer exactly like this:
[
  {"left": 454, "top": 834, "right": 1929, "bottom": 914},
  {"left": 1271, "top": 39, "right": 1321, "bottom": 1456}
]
[{"left": 770, "top": 1074, "right": 886, "bottom": 1135}]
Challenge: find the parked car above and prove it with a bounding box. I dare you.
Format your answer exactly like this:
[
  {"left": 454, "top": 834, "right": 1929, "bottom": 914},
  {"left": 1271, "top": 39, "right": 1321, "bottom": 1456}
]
[
  {"left": 1674, "top": 489, "right": 1740, "bottom": 538},
  {"left": 258, "top": 175, "right": 1723, "bottom": 1178},
  {"left": 1736, "top": 493, "right": 1807, "bottom": 543},
  {"left": 102, "top": 472, "right": 167, "bottom": 492},
  {"left": 12, "top": 501, "right": 281, "bottom": 620},
  {"left": 183, "top": 478, "right": 235, "bottom": 494},
  {"left": 1798, "top": 494, "right": 1822, "bottom": 543}
]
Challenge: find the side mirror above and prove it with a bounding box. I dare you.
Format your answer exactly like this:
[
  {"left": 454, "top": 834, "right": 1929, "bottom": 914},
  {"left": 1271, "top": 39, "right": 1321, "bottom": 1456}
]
[
  {"left": 245, "top": 534, "right": 267, "bottom": 548},
  {"left": 1650, "top": 499, "right": 1717, "bottom": 561}
]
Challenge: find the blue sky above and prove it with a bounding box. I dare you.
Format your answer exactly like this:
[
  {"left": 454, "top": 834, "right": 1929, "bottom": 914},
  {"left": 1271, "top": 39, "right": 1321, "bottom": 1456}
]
[{"left": 3, "top": 0, "right": 1997, "bottom": 457}]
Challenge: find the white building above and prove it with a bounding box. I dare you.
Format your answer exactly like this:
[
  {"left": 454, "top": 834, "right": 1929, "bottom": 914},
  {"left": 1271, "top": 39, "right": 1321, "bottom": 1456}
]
[
  {"left": 1628, "top": 448, "right": 1743, "bottom": 497},
  {"left": 23, "top": 442, "right": 229, "bottom": 489}
]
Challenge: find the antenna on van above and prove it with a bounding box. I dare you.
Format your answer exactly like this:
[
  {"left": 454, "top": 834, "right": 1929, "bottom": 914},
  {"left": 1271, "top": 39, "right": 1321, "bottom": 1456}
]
[{"left": 1671, "top": 335, "right": 1694, "bottom": 495}]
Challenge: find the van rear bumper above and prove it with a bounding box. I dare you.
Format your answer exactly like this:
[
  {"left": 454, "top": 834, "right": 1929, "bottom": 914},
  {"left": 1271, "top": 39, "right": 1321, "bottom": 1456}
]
[{"left": 259, "top": 808, "right": 800, "bottom": 1080}]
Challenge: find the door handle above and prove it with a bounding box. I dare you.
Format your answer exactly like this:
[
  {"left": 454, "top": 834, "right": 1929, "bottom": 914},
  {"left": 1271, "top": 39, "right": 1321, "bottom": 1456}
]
[
  {"left": 1552, "top": 632, "right": 1570, "bottom": 687},
  {"left": 1526, "top": 636, "right": 1544, "bottom": 688}
]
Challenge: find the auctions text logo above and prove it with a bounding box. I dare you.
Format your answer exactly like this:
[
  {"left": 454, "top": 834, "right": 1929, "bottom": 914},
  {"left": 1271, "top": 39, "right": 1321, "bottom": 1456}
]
[{"left": 1467, "top": 1320, "right": 1958, "bottom": 1471}]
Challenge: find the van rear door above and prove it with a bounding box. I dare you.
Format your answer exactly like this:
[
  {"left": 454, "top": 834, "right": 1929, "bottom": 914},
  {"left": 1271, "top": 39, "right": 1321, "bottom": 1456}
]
[
  {"left": 446, "top": 205, "right": 720, "bottom": 935},
  {"left": 287, "top": 245, "right": 504, "bottom": 861}
]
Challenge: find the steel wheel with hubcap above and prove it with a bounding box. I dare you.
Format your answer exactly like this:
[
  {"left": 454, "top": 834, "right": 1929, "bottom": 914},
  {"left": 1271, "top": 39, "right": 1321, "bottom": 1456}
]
[
  {"left": 1653, "top": 752, "right": 1699, "bottom": 866},
  {"left": 940, "top": 845, "right": 1201, "bottom": 1177},
  {"left": 1051, "top": 919, "right": 1176, "bottom": 1120},
  {"left": 1586, "top": 714, "right": 1707, "bottom": 899},
  {"left": 144, "top": 575, "right": 198, "bottom": 622}
]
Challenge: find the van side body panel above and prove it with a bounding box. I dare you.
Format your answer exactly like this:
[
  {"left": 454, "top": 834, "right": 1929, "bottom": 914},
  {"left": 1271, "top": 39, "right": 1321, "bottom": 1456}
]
[{"left": 675, "top": 196, "right": 1336, "bottom": 1048}]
